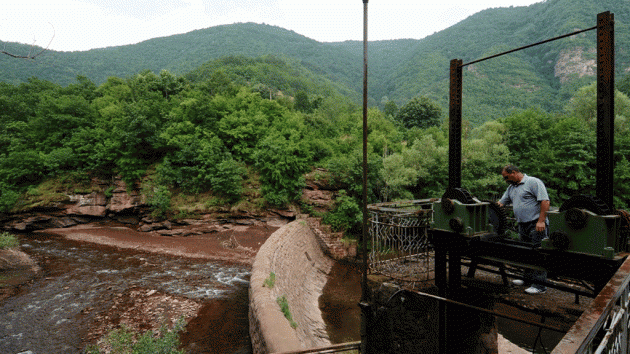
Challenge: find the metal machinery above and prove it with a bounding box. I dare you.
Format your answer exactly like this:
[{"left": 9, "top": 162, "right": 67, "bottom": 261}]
[
  {"left": 359, "top": 10, "right": 626, "bottom": 354},
  {"left": 435, "top": 10, "right": 624, "bottom": 297},
  {"left": 431, "top": 188, "right": 629, "bottom": 296},
  {"left": 545, "top": 195, "right": 625, "bottom": 259}
]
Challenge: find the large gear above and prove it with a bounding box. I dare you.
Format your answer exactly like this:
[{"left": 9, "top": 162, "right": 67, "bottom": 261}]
[
  {"left": 559, "top": 194, "right": 612, "bottom": 216},
  {"left": 441, "top": 188, "right": 475, "bottom": 204},
  {"left": 486, "top": 200, "right": 507, "bottom": 236}
]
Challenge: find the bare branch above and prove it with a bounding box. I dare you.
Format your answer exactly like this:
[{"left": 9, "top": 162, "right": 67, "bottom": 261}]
[{"left": 1, "top": 22, "right": 55, "bottom": 60}]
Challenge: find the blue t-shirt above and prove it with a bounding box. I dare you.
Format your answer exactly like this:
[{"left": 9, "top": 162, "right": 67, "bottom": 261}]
[{"left": 499, "top": 174, "right": 550, "bottom": 223}]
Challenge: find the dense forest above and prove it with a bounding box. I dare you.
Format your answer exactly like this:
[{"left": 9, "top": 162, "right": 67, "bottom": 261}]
[
  {"left": 2, "top": 0, "right": 630, "bottom": 234},
  {"left": 2, "top": 0, "right": 629, "bottom": 124}
]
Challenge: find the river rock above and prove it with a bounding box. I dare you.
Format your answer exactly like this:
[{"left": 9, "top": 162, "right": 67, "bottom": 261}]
[
  {"left": 0, "top": 248, "right": 40, "bottom": 273},
  {"left": 156, "top": 229, "right": 184, "bottom": 236}
]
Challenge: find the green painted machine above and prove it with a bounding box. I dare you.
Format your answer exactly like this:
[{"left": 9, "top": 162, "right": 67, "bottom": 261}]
[
  {"left": 428, "top": 188, "right": 630, "bottom": 296},
  {"left": 430, "top": 188, "right": 493, "bottom": 237},
  {"left": 544, "top": 195, "right": 626, "bottom": 259}
]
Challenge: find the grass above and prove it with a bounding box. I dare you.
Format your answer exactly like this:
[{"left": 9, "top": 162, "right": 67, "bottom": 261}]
[
  {"left": 0, "top": 232, "right": 19, "bottom": 249},
  {"left": 263, "top": 272, "right": 276, "bottom": 288},
  {"left": 276, "top": 295, "right": 298, "bottom": 329}
]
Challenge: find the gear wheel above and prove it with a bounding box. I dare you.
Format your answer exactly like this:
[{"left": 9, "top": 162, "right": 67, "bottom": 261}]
[
  {"left": 486, "top": 200, "right": 507, "bottom": 236},
  {"left": 616, "top": 209, "right": 630, "bottom": 252},
  {"left": 559, "top": 194, "right": 612, "bottom": 216},
  {"left": 441, "top": 188, "right": 475, "bottom": 204},
  {"left": 549, "top": 230, "right": 571, "bottom": 250}
]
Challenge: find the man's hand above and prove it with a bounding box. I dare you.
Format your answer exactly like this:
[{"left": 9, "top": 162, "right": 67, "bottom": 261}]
[{"left": 537, "top": 200, "right": 550, "bottom": 232}]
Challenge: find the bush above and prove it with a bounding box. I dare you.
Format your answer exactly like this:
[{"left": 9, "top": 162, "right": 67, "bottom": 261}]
[
  {"left": 322, "top": 190, "right": 362, "bottom": 233},
  {"left": 85, "top": 318, "right": 186, "bottom": 354},
  {"left": 254, "top": 130, "right": 312, "bottom": 207},
  {"left": 0, "top": 185, "right": 19, "bottom": 212},
  {"left": 263, "top": 272, "right": 276, "bottom": 288},
  {"left": 210, "top": 158, "right": 245, "bottom": 202},
  {"left": 0, "top": 232, "right": 19, "bottom": 249},
  {"left": 145, "top": 184, "right": 172, "bottom": 219}
]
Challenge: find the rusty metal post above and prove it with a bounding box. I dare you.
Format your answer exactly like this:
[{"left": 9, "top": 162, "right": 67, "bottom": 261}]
[
  {"left": 449, "top": 59, "right": 463, "bottom": 189},
  {"left": 360, "top": 1, "right": 372, "bottom": 354},
  {"left": 596, "top": 11, "right": 614, "bottom": 210}
]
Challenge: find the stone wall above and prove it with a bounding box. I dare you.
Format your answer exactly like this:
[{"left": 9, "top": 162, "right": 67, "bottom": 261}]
[{"left": 249, "top": 219, "right": 334, "bottom": 354}]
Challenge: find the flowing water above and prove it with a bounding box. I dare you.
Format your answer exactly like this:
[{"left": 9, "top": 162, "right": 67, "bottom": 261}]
[{"left": 0, "top": 232, "right": 252, "bottom": 354}]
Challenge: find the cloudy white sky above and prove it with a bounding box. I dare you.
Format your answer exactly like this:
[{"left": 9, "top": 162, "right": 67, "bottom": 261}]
[{"left": 1, "top": 0, "right": 543, "bottom": 52}]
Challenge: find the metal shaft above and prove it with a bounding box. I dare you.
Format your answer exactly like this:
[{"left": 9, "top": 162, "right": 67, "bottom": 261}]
[{"left": 360, "top": 2, "right": 370, "bottom": 354}]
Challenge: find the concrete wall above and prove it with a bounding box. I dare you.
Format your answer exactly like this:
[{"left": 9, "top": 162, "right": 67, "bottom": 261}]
[{"left": 249, "top": 219, "right": 334, "bottom": 354}]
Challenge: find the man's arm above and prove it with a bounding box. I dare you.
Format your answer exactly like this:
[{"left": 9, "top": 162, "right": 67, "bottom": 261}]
[{"left": 536, "top": 200, "right": 550, "bottom": 232}]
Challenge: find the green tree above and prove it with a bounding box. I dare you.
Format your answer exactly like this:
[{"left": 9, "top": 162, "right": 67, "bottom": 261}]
[
  {"left": 618, "top": 72, "right": 630, "bottom": 98},
  {"left": 396, "top": 96, "right": 442, "bottom": 129},
  {"left": 254, "top": 128, "right": 312, "bottom": 206},
  {"left": 462, "top": 121, "right": 510, "bottom": 199},
  {"left": 565, "top": 83, "right": 630, "bottom": 126},
  {"left": 382, "top": 99, "right": 398, "bottom": 118}
]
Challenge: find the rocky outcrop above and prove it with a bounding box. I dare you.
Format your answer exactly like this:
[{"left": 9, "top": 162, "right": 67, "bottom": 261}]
[
  {"left": 2, "top": 176, "right": 149, "bottom": 232},
  {"left": 554, "top": 47, "right": 596, "bottom": 84},
  {"left": 7, "top": 215, "right": 88, "bottom": 232},
  {"left": 66, "top": 177, "right": 144, "bottom": 217},
  {"left": 2, "top": 169, "right": 331, "bottom": 237}
]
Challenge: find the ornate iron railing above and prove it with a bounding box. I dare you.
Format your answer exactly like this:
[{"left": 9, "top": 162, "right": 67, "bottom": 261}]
[{"left": 367, "top": 199, "right": 434, "bottom": 283}]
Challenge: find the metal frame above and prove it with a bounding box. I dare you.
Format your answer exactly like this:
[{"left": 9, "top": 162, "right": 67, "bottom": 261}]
[
  {"left": 552, "top": 257, "right": 630, "bottom": 353},
  {"left": 449, "top": 12, "right": 614, "bottom": 206},
  {"left": 443, "top": 10, "right": 619, "bottom": 296}
]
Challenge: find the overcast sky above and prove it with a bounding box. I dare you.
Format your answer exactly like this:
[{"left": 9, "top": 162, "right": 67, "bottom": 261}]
[{"left": 1, "top": 0, "right": 543, "bottom": 52}]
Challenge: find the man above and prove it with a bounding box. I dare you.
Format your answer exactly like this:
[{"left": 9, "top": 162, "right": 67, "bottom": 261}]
[{"left": 497, "top": 165, "right": 550, "bottom": 294}]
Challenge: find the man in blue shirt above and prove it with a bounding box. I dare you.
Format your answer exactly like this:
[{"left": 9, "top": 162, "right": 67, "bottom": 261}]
[{"left": 497, "top": 164, "right": 550, "bottom": 294}]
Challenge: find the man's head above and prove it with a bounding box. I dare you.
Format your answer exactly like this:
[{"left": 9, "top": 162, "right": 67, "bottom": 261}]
[{"left": 501, "top": 164, "right": 523, "bottom": 185}]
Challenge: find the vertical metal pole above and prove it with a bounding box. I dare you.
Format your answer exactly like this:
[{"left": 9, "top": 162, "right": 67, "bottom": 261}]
[
  {"left": 361, "top": 0, "right": 369, "bottom": 302},
  {"left": 360, "top": 1, "right": 371, "bottom": 354},
  {"left": 435, "top": 243, "right": 448, "bottom": 354},
  {"left": 596, "top": 11, "right": 615, "bottom": 210},
  {"left": 449, "top": 59, "right": 463, "bottom": 189}
]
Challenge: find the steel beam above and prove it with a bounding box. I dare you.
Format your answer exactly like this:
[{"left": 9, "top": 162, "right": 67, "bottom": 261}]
[
  {"left": 449, "top": 59, "right": 463, "bottom": 189},
  {"left": 596, "top": 11, "right": 615, "bottom": 210}
]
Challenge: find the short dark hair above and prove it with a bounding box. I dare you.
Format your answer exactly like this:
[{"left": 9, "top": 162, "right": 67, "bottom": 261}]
[{"left": 503, "top": 164, "right": 520, "bottom": 174}]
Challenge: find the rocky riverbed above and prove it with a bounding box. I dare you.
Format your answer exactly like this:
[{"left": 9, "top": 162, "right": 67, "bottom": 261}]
[{"left": 0, "top": 219, "right": 280, "bottom": 353}]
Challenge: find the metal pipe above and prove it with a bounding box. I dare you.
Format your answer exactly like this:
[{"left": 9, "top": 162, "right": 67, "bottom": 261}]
[
  {"left": 461, "top": 26, "right": 597, "bottom": 68},
  {"left": 448, "top": 59, "right": 463, "bottom": 189},
  {"left": 360, "top": 2, "right": 370, "bottom": 354},
  {"left": 271, "top": 341, "right": 361, "bottom": 354},
  {"left": 403, "top": 288, "right": 568, "bottom": 333},
  {"left": 361, "top": 0, "right": 369, "bottom": 303}
]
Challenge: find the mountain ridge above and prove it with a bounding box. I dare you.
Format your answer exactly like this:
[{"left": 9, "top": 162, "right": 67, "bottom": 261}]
[{"left": 1, "top": 0, "right": 629, "bottom": 124}]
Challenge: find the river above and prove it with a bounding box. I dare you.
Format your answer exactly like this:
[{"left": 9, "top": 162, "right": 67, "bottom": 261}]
[{"left": 0, "top": 232, "right": 252, "bottom": 354}]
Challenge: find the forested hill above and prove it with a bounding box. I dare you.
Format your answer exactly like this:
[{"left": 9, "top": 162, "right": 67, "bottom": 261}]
[{"left": 1, "top": 0, "right": 630, "bottom": 124}]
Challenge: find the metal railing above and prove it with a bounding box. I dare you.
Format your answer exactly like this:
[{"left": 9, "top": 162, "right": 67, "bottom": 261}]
[
  {"left": 552, "top": 257, "right": 630, "bottom": 353},
  {"left": 271, "top": 341, "right": 361, "bottom": 354},
  {"left": 367, "top": 199, "right": 434, "bottom": 283}
]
